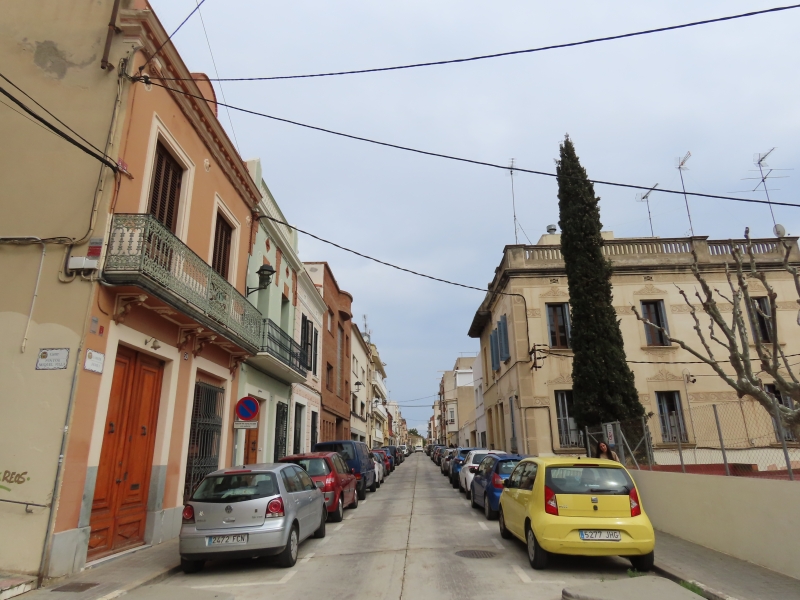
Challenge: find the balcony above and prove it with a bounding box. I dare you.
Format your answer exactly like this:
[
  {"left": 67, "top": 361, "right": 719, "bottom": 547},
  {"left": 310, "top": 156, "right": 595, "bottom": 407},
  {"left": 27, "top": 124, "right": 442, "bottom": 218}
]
[
  {"left": 372, "top": 372, "right": 389, "bottom": 400},
  {"left": 105, "top": 214, "right": 262, "bottom": 353},
  {"left": 250, "top": 318, "right": 308, "bottom": 383}
]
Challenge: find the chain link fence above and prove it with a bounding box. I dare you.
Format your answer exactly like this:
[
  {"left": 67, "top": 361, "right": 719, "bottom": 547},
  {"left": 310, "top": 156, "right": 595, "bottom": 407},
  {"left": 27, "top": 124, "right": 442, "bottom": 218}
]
[{"left": 585, "top": 400, "right": 798, "bottom": 481}]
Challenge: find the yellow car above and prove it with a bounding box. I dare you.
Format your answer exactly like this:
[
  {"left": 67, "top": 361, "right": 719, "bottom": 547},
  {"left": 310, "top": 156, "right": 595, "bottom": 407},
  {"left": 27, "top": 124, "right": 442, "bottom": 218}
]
[{"left": 498, "top": 456, "right": 655, "bottom": 570}]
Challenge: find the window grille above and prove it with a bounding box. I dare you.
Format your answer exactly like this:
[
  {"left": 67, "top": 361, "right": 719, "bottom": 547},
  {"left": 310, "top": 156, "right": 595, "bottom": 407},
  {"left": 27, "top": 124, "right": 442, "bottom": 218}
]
[{"left": 184, "top": 381, "right": 225, "bottom": 500}]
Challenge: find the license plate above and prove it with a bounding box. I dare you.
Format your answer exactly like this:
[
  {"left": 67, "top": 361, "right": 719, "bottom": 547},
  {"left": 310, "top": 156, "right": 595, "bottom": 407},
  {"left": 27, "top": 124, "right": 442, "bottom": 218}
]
[
  {"left": 207, "top": 534, "right": 248, "bottom": 545},
  {"left": 579, "top": 530, "right": 621, "bottom": 541}
]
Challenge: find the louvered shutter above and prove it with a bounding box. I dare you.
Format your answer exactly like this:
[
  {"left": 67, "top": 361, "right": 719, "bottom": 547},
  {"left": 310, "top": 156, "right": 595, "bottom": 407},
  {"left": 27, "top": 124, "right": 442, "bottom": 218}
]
[
  {"left": 490, "top": 330, "right": 500, "bottom": 371},
  {"left": 149, "top": 144, "right": 182, "bottom": 232},
  {"left": 211, "top": 216, "right": 232, "bottom": 278},
  {"left": 498, "top": 315, "right": 510, "bottom": 362}
]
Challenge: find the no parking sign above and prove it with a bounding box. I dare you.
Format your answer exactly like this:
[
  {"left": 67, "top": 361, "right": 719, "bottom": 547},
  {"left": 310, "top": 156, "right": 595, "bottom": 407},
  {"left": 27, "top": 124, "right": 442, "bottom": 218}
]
[{"left": 235, "top": 396, "right": 260, "bottom": 421}]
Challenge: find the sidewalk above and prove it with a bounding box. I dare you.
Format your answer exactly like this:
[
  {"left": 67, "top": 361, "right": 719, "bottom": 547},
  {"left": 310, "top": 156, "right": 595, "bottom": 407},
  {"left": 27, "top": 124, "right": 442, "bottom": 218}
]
[
  {"left": 21, "top": 540, "right": 180, "bottom": 600},
  {"left": 654, "top": 531, "right": 800, "bottom": 600}
]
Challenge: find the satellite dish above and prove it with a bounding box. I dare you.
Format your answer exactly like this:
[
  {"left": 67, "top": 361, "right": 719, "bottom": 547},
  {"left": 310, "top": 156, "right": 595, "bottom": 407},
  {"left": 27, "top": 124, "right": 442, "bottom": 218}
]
[{"left": 774, "top": 224, "right": 786, "bottom": 238}]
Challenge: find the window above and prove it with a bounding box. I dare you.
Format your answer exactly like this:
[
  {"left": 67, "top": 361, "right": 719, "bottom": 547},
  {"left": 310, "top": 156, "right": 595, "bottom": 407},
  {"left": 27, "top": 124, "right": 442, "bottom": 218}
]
[
  {"left": 300, "top": 315, "right": 316, "bottom": 371},
  {"left": 508, "top": 463, "right": 525, "bottom": 488},
  {"left": 327, "top": 309, "right": 334, "bottom": 332},
  {"left": 498, "top": 315, "right": 511, "bottom": 361},
  {"left": 641, "top": 300, "right": 670, "bottom": 346},
  {"left": 337, "top": 325, "right": 344, "bottom": 397},
  {"left": 149, "top": 143, "right": 182, "bottom": 232},
  {"left": 519, "top": 462, "right": 538, "bottom": 491},
  {"left": 326, "top": 363, "right": 334, "bottom": 392},
  {"left": 211, "top": 215, "right": 232, "bottom": 278},
  {"left": 295, "top": 467, "right": 315, "bottom": 491},
  {"left": 280, "top": 467, "right": 302, "bottom": 493},
  {"left": 353, "top": 356, "right": 358, "bottom": 376},
  {"left": 750, "top": 297, "right": 773, "bottom": 343},
  {"left": 656, "top": 391, "right": 687, "bottom": 443},
  {"left": 490, "top": 329, "right": 500, "bottom": 371},
  {"left": 555, "top": 390, "right": 583, "bottom": 448},
  {"left": 547, "top": 303, "right": 571, "bottom": 348},
  {"left": 449, "top": 409, "right": 454, "bottom": 423},
  {"left": 312, "top": 330, "right": 319, "bottom": 375},
  {"left": 360, "top": 402, "right": 365, "bottom": 418},
  {"left": 765, "top": 384, "right": 796, "bottom": 442}
]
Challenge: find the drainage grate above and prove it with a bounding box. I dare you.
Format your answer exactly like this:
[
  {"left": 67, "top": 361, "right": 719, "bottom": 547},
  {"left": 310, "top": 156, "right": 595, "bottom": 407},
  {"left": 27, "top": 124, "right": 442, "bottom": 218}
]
[
  {"left": 455, "top": 550, "right": 497, "bottom": 559},
  {"left": 52, "top": 583, "right": 100, "bottom": 593}
]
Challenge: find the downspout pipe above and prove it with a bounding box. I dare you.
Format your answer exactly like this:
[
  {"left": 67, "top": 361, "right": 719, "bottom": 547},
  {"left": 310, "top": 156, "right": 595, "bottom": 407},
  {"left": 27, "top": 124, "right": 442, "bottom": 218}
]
[
  {"left": 100, "top": 0, "right": 122, "bottom": 71},
  {"left": 20, "top": 241, "right": 45, "bottom": 352}
]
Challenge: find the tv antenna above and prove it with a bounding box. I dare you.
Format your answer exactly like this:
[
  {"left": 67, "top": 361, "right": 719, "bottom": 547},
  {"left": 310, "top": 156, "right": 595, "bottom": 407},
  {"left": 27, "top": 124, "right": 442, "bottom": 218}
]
[
  {"left": 676, "top": 152, "right": 694, "bottom": 236},
  {"left": 729, "top": 148, "right": 792, "bottom": 233},
  {"left": 508, "top": 159, "right": 532, "bottom": 245},
  {"left": 636, "top": 183, "right": 659, "bottom": 237}
]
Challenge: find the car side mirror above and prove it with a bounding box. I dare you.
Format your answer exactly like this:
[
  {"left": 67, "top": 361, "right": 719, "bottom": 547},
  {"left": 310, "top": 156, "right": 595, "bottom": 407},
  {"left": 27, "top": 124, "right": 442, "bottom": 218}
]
[
  {"left": 351, "top": 468, "right": 356, "bottom": 475},
  {"left": 503, "top": 479, "right": 512, "bottom": 488}
]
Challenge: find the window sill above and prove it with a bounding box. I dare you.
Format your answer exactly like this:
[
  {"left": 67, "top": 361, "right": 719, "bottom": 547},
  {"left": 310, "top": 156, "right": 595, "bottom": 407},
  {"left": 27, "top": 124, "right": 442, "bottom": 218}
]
[
  {"left": 641, "top": 345, "right": 675, "bottom": 350},
  {"left": 653, "top": 442, "right": 696, "bottom": 449}
]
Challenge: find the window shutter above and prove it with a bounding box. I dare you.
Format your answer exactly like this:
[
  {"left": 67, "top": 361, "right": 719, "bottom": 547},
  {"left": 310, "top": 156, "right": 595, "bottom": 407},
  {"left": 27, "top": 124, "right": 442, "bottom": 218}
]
[
  {"left": 498, "top": 315, "right": 510, "bottom": 362},
  {"left": 657, "top": 300, "right": 670, "bottom": 336},
  {"left": 149, "top": 144, "right": 182, "bottom": 232},
  {"left": 211, "top": 216, "right": 232, "bottom": 278},
  {"left": 312, "top": 329, "right": 318, "bottom": 375},
  {"left": 490, "top": 330, "right": 500, "bottom": 371}
]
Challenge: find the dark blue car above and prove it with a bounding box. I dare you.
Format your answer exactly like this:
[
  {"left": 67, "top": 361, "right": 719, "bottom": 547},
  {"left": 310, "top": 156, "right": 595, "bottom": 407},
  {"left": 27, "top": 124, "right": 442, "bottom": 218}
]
[
  {"left": 313, "top": 440, "right": 376, "bottom": 499},
  {"left": 470, "top": 454, "right": 523, "bottom": 520},
  {"left": 449, "top": 447, "right": 479, "bottom": 488}
]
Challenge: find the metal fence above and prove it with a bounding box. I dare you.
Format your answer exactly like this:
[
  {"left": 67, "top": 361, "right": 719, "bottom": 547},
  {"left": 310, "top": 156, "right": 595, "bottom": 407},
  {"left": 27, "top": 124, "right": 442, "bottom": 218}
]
[{"left": 585, "top": 401, "right": 797, "bottom": 481}]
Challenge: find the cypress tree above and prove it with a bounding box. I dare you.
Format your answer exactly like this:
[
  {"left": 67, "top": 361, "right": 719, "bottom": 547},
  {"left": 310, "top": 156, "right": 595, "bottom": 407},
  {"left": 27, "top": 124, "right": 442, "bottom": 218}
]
[{"left": 556, "top": 135, "right": 643, "bottom": 427}]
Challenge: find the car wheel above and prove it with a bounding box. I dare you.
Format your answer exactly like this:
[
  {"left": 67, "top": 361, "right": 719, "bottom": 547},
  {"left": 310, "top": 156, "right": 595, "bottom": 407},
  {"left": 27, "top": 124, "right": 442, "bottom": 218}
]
[
  {"left": 330, "top": 496, "right": 344, "bottom": 522},
  {"left": 629, "top": 551, "right": 655, "bottom": 572},
  {"left": 350, "top": 488, "right": 359, "bottom": 509},
  {"left": 180, "top": 558, "right": 204, "bottom": 574},
  {"left": 459, "top": 480, "right": 465, "bottom": 493},
  {"left": 370, "top": 479, "right": 377, "bottom": 493},
  {"left": 277, "top": 524, "right": 299, "bottom": 568},
  {"left": 313, "top": 508, "right": 326, "bottom": 538},
  {"left": 484, "top": 494, "right": 497, "bottom": 520},
  {"left": 470, "top": 486, "right": 479, "bottom": 508},
  {"left": 357, "top": 480, "right": 367, "bottom": 500},
  {"left": 526, "top": 524, "right": 548, "bottom": 570},
  {"left": 451, "top": 475, "right": 458, "bottom": 488},
  {"left": 498, "top": 508, "right": 512, "bottom": 539},
  {"left": 465, "top": 484, "right": 471, "bottom": 500},
  {"left": 376, "top": 479, "right": 381, "bottom": 489}
]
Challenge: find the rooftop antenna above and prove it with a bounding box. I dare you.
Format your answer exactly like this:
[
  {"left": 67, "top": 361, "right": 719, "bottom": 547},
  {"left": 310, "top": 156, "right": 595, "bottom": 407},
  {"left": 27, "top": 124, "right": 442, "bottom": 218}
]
[
  {"left": 676, "top": 152, "right": 695, "bottom": 236},
  {"left": 729, "top": 148, "right": 791, "bottom": 235},
  {"left": 509, "top": 159, "right": 519, "bottom": 244},
  {"left": 753, "top": 148, "right": 780, "bottom": 228},
  {"left": 636, "top": 183, "right": 659, "bottom": 237},
  {"left": 363, "top": 314, "right": 371, "bottom": 343}
]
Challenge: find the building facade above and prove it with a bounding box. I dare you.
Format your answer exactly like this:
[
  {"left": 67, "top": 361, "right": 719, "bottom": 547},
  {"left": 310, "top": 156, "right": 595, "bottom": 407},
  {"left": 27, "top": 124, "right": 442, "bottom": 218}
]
[{"left": 350, "top": 325, "right": 372, "bottom": 443}]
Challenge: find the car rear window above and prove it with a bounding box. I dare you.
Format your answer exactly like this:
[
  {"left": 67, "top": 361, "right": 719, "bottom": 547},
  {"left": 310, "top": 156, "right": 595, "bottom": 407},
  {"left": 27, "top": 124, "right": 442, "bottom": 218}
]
[
  {"left": 497, "top": 460, "right": 519, "bottom": 475},
  {"left": 546, "top": 466, "right": 634, "bottom": 495},
  {"left": 317, "top": 443, "right": 355, "bottom": 460},
  {"left": 192, "top": 473, "right": 277, "bottom": 503},
  {"left": 470, "top": 453, "right": 488, "bottom": 464},
  {"left": 286, "top": 458, "right": 330, "bottom": 477}
]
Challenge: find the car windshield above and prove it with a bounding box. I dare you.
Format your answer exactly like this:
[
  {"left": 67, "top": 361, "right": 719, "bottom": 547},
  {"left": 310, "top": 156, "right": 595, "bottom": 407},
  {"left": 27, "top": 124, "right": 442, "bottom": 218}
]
[
  {"left": 546, "top": 466, "right": 634, "bottom": 495},
  {"left": 317, "top": 443, "right": 355, "bottom": 460},
  {"left": 286, "top": 458, "right": 330, "bottom": 477},
  {"left": 497, "top": 460, "right": 519, "bottom": 475},
  {"left": 470, "top": 453, "right": 488, "bottom": 464},
  {"left": 192, "top": 472, "right": 277, "bottom": 503},
  {"left": 458, "top": 449, "right": 471, "bottom": 458}
]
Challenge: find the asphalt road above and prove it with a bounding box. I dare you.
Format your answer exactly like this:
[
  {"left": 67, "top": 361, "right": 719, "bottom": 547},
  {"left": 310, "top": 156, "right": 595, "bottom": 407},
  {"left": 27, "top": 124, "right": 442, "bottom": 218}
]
[{"left": 157, "top": 453, "right": 634, "bottom": 600}]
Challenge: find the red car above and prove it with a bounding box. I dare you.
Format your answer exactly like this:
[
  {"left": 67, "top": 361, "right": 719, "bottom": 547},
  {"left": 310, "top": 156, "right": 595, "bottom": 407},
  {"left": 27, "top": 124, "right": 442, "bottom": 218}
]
[
  {"left": 372, "top": 449, "right": 391, "bottom": 476},
  {"left": 280, "top": 452, "right": 358, "bottom": 522}
]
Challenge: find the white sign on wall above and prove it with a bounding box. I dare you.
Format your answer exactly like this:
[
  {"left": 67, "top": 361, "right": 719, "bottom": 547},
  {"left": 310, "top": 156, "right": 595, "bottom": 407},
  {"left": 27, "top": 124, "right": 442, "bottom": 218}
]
[
  {"left": 84, "top": 349, "right": 105, "bottom": 374},
  {"left": 605, "top": 423, "right": 616, "bottom": 446},
  {"left": 36, "top": 348, "right": 70, "bottom": 370}
]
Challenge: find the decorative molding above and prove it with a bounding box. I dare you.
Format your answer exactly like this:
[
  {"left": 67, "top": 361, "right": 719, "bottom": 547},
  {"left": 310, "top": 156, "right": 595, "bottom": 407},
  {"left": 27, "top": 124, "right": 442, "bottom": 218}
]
[
  {"left": 614, "top": 306, "right": 634, "bottom": 315},
  {"left": 547, "top": 374, "right": 573, "bottom": 385},
  {"left": 647, "top": 369, "right": 683, "bottom": 382},
  {"left": 113, "top": 294, "right": 148, "bottom": 325},
  {"left": 746, "top": 280, "right": 766, "bottom": 292},
  {"left": 527, "top": 308, "right": 542, "bottom": 318},
  {"left": 776, "top": 301, "right": 799, "bottom": 310},
  {"left": 229, "top": 354, "right": 248, "bottom": 379},
  {"left": 688, "top": 392, "right": 739, "bottom": 403},
  {"left": 633, "top": 284, "right": 668, "bottom": 295},
  {"left": 642, "top": 348, "right": 677, "bottom": 358},
  {"left": 671, "top": 303, "right": 733, "bottom": 313},
  {"left": 193, "top": 332, "right": 218, "bottom": 357},
  {"left": 513, "top": 296, "right": 525, "bottom": 304},
  {"left": 531, "top": 397, "right": 550, "bottom": 406},
  {"left": 638, "top": 393, "right": 651, "bottom": 405},
  {"left": 540, "top": 286, "right": 568, "bottom": 298},
  {"left": 177, "top": 326, "right": 204, "bottom": 350}
]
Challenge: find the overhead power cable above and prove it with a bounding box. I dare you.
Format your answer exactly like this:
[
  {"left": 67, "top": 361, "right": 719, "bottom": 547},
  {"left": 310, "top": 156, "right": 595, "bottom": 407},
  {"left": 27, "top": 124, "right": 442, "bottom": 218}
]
[
  {"left": 0, "top": 83, "right": 118, "bottom": 172},
  {"left": 140, "top": 0, "right": 209, "bottom": 72},
  {"left": 141, "top": 80, "right": 799, "bottom": 208},
  {"left": 150, "top": 3, "right": 800, "bottom": 82}
]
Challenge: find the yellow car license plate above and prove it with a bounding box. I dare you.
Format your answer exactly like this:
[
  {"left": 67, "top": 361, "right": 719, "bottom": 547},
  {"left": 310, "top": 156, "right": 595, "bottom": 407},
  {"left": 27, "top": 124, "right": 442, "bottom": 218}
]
[
  {"left": 207, "top": 534, "right": 248, "bottom": 545},
  {"left": 579, "top": 530, "right": 621, "bottom": 541}
]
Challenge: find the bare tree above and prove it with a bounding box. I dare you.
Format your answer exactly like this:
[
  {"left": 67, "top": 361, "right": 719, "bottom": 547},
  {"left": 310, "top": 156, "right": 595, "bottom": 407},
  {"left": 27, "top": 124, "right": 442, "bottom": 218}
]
[{"left": 632, "top": 230, "right": 800, "bottom": 439}]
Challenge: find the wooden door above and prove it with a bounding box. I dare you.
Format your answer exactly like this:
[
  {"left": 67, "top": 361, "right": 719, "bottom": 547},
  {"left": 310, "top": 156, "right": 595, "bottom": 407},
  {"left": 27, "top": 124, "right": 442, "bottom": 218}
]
[
  {"left": 244, "top": 425, "right": 259, "bottom": 465},
  {"left": 88, "top": 346, "right": 163, "bottom": 560}
]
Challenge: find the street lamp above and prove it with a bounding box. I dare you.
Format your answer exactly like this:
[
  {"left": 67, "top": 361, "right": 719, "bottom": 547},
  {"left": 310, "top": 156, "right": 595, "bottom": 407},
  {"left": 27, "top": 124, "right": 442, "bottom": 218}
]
[
  {"left": 354, "top": 381, "right": 364, "bottom": 393},
  {"left": 246, "top": 264, "right": 275, "bottom": 296}
]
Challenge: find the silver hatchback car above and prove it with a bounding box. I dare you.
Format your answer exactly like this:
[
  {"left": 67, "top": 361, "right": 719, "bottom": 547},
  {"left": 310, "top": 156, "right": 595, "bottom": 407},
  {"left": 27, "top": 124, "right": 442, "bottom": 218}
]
[{"left": 179, "top": 463, "right": 326, "bottom": 572}]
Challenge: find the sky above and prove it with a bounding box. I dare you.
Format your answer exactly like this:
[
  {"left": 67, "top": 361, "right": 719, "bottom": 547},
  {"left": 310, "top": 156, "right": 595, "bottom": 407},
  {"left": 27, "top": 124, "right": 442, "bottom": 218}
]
[{"left": 148, "top": 0, "right": 800, "bottom": 433}]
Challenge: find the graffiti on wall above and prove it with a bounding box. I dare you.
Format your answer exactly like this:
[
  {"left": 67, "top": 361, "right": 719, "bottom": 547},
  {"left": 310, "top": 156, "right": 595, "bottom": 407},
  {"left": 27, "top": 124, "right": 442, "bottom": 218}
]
[{"left": 0, "top": 470, "right": 30, "bottom": 492}]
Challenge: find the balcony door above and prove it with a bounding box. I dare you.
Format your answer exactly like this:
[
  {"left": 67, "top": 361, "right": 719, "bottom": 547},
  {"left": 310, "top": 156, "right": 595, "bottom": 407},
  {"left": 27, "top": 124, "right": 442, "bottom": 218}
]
[{"left": 149, "top": 143, "right": 182, "bottom": 232}]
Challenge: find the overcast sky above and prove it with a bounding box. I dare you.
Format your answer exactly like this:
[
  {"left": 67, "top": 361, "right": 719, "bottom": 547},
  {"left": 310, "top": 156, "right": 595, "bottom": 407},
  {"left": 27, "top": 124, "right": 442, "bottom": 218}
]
[{"left": 150, "top": 0, "right": 800, "bottom": 433}]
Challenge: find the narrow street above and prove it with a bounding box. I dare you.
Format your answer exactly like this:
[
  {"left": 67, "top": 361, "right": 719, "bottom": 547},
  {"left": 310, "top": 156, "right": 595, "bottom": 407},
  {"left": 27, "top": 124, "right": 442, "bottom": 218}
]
[{"left": 157, "top": 454, "right": 631, "bottom": 600}]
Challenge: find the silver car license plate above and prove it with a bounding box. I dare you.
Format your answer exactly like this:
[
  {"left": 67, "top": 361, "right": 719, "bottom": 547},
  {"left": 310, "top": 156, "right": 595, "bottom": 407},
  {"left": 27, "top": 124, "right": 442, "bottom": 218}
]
[
  {"left": 579, "top": 530, "right": 621, "bottom": 541},
  {"left": 207, "top": 534, "right": 248, "bottom": 545}
]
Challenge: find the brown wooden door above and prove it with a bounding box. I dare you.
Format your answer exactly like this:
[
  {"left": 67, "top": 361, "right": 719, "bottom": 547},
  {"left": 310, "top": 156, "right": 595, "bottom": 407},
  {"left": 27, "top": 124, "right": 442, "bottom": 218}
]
[
  {"left": 244, "top": 425, "right": 259, "bottom": 465},
  {"left": 88, "top": 346, "right": 163, "bottom": 560}
]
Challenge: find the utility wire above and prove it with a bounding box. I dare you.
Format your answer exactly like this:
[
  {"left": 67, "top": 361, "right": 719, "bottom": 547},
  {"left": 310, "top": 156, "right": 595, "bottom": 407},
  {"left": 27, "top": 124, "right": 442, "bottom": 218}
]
[
  {"left": 150, "top": 4, "right": 800, "bottom": 82},
  {"left": 0, "top": 97, "right": 62, "bottom": 139},
  {"left": 140, "top": 0, "right": 209, "bottom": 72},
  {"left": 140, "top": 80, "right": 800, "bottom": 209},
  {"left": 0, "top": 84, "right": 118, "bottom": 172}
]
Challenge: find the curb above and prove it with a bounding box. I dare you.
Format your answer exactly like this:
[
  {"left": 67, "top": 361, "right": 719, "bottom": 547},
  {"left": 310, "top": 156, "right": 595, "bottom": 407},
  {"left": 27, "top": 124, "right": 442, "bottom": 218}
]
[
  {"left": 111, "top": 564, "right": 181, "bottom": 598},
  {"left": 653, "top": 564, "right": 739, "bottom": 600}
]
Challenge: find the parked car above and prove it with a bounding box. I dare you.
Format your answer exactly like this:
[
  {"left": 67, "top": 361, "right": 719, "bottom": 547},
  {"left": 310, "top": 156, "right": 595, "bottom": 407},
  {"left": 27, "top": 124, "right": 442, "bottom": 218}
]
[
  {"left": 382, "top": 445, "right": 401, "bottom": 467},
  {"left": 179, "top": 464, "right": 326, "bottom": 572},
  {"left": 313, "top": 440, "right": 376, "bottom": 499},
  {"left": 371, "top": 452, "right": 385, "bottom": 487},
  {"left": 498, "top": 457, "right": 655, "bottom": 571},
  {"left": 279, "top": 452, "right": 357, "bottom": 523},
  {"left": 459, "top": 450, "right": 499, "bottom": 496},
  {"left": 470, "top": 454, "right": 523, "bottom": 520},
  {"left": 440, "top": 448, "right": 456, "bottom": 475},
  {"left": 398, "top": 444, "right": 408, "bottom": 456},
  {"left": 432, "top": 446, "right": 444, "bottom": 465},
  {"left": 415, "top": 445, "right": 423, "bottom": 452},
  {"left": 373, "top": 448, "right": 392, "bottom": 475},
  {"left": 449, "top": 447, "right": 479, "bottom": 488}
]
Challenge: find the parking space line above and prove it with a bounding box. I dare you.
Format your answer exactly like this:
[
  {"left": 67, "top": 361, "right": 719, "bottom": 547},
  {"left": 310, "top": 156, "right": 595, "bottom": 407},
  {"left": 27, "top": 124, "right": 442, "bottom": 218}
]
[
  {"left": 333, "top": 523, "right": 344, "bottom": 531},
  {"left": 192, "top": 571, "right": 297, "bottom": 589},
  {"left": 492, "top": 538, "right": 505, "bottom": 550},
  {"left": 299, "top": 552, "right": 315, "bottom": 564},
  {"left": 316, "top": 537, "right": 330, "bottom": 546},
  {"left": 478, "top": 522, "right": 489, "bottom": 531},
  {"left": 96, "top": 591, "right": 125, "bottom": 600},
  {"left": 511, "top": 564, "right": 532, "bottom": 583}
]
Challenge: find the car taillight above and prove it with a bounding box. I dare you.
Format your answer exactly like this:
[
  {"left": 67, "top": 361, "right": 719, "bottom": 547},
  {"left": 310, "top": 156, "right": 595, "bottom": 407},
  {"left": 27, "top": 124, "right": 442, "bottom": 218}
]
[
  {"left": 324, "top": 474, "right": 336, "bottom": 490},
  {"left": 182, "top": 505, "right": 195, "bottom": 523},
  {"left": 354, "top": 472, "right": 362, "bottom": 480},
  {"left": 267, "top": 497, "right": 285, "bottom": 518},
  {"left": 630, "top": 487, "right": 641, "bottom": 517},
  {"left": 492, "top": 473, "right": 504, "bottom": 489},
  {"left": 544, "top": 486, "right": 559, "bottom": 516}
]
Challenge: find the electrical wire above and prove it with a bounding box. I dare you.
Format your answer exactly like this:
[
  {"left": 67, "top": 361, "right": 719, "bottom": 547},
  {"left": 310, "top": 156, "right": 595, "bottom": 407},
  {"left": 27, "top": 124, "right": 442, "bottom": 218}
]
[
  {"left": 140, "top": 0, "right": 209, "bottom": 72},
  {"left": 0, "top": 97, "right": 62, "bottom": 139},
  {"left": 150, "top": 3, "right": 800, "bottom": 82},
  {"left": 139, "top": 80, "right": 800, "bottom": 209}
]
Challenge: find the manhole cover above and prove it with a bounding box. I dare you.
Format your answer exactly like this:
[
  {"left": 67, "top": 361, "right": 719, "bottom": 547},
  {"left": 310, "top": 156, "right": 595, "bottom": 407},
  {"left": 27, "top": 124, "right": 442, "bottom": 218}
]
[
  {"left": 52, "top": 583, "right": 99, "bottom": 593},
  {"left": 455, "top": 550, "right": 497, "bottom": 559}
]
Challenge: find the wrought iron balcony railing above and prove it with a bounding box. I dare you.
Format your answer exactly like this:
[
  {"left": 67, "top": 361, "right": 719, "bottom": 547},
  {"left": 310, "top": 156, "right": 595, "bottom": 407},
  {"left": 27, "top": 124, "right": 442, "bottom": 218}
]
[
  {"left": 262, "top": 318, "right": 307, "bottom": 377},
  {"left": 105, "top": 214, "right": 263, "bottom": 352}
]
